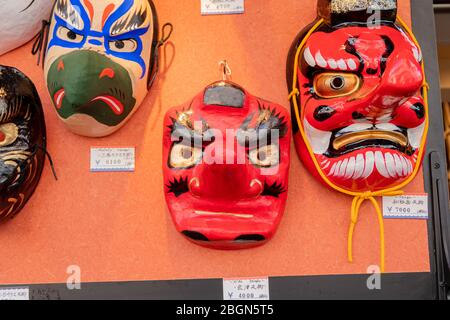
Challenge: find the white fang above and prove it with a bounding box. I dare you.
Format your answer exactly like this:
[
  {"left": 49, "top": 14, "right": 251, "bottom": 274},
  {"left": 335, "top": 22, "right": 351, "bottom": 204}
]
[{"left": 304, "top": 47, "right": 316, "bottom": 67}]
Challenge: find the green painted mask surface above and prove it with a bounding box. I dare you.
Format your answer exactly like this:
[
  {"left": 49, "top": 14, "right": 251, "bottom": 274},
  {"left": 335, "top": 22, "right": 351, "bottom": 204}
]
[{"left": 47, "top": 50, "right": 136, "bottom": 127}]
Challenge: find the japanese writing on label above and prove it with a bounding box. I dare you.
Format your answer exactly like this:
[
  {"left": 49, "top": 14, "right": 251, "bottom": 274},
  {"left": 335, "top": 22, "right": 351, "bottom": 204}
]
[
  {"left": 201, "top": 0, "right": 244, "bottom": 15},
  {"left": 223, "top": 278, "right": 270, "bottom": 300},
  {"left": 0, "top": 287, "right": 29, "bottom": 300},
  {"left": 90, "top": 148, "right": 135, "bottom": 172},
  {"left": 382, "top": 194, "right": 429, "bottom": 219}
]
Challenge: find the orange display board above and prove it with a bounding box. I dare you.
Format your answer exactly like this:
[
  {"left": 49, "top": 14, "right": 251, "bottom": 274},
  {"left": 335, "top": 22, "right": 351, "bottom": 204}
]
[{"left": 0, "top": 0, "right": 429, "bottom": 285}]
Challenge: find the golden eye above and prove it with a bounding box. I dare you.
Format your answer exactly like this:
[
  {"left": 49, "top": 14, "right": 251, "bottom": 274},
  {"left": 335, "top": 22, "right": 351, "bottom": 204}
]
[
  {"left": 249, "top": 144, "right": 280, "bottom": 168},
  {"left": 169, "top": 143, "right": 203, "bottom": 169},
  {"left": 57, "top": 26, "right": 84, "bottom": 43},
  {"left": 313, "top": 73, "right": 361, "bottom": 98},
  {"left": 109, "top": 39, "right": 138, "bottom": 53},
  {"left": 0, "top": 123, "right": 19, "bottom": 147}
]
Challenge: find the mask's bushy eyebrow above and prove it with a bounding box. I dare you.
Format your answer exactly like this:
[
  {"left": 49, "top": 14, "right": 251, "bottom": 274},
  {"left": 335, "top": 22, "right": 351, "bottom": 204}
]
[
  {"left": 256, "top": 102, "right": 289, "bottom": 138},
  {"left": 110, "top": 4, "right": 149, "bottom": 36},
  {"left": 55, "top": 0, "right": 83, "bottom": 30},
  {"left": 237, "top": 102, "right": 288, "bottom": 147},
  {"left": 167, "top": 108, "right": 214, "bottom": 146}
]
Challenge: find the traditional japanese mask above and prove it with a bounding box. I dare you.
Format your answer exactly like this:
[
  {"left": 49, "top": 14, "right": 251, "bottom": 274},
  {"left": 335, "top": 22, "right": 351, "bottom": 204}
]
[
  {"left": 44, "top": 0, "right": 165, "bottom": 137},
  {"left": 287, "top": 0, "right": 427, "bottom": 193},
  {"left": 0, "top": 66, "right": 46, "bottom": 221},
  {"left": 163, "top": 81, "right": 291, "bottom": 249},
  {"left": 0, "top": 0, "right": 53, "bottom": 56},
  {"left": 287, "top": 0, "right": 428, "bottom": 271}
]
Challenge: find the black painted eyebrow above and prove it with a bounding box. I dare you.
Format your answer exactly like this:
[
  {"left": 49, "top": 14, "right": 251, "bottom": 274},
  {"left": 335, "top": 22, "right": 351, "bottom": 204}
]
[
  {"left": 168, "top": 110, "right": 214, "bottom": 147},
  {"left": 237, "top": 103, "right": 288, "bottom": 147},
  {"left": 55, "top": 0, "right": 82, "bottom": 29},
  {"left": 110, "top": 6, "right": 149, "bottom": 36},
  {"left": 255, "top": 102, "right": 288, "bottom": 138}
]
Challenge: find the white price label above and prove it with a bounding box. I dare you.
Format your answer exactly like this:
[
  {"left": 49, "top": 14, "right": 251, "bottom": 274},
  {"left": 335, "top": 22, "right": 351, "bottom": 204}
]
[
  {"left": 90, "top": 147, "right": 135, "bottom": 172},
  {"left": 223, "top": 278, "right": 269, "bottom": 300},
  {"left": 382, "top": 194, "right": 429, "bottom": 219},
  {"left": 201, "top": 0, "right": 244, "bottom": 15},
  {"left": 0, "top": 287, "right": 29, "bottom": 300}
]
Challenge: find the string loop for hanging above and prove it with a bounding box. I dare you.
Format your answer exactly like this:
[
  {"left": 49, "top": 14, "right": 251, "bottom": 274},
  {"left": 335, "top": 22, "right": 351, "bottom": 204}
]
[
  {"left": 31, "top": 20, "right": 49, "bottom": 66},
  {"left": 158, "top": 23, "right": 174, "bottom": 48},
  {"left": 219, "top": 60, "right": 232, "bottom": 81},
  {"left": 148, "top": 23, "right": 174, "bottom": 90}
]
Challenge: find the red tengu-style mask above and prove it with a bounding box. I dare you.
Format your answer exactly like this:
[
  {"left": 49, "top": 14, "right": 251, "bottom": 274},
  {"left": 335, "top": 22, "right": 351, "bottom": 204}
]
[
  {"left": 163, "top": 81, "right": 291, "bottom": 249},
  {"left": 288, "top": 1, "right": 426, "bottom": 193},
  {"left": 287, "top": 0, "right": 428, "bottom": 271}
]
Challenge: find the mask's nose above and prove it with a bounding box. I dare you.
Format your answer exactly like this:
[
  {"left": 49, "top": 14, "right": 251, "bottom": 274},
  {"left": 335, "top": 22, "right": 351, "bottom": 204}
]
[
  {"left": 53, "top": 51, "right": 118, "bottom": 105},
  {"left": 189, "top": 162, "right": 263, "bottom": 200},
  {"left": 354, "top": 52, "right": 423, "bottom": 121}
]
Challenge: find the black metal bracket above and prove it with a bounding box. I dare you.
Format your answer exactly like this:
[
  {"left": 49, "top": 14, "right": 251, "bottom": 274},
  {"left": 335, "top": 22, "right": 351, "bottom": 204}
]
[{"left": 429, "top": 151, "right": 450, "bottom": 299}]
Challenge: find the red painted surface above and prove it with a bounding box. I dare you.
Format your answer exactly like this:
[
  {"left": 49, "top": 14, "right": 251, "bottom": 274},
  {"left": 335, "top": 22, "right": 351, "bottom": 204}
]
[
  {"left": 295, "top": 24, "right": 426, "bottom": 192},
  {"left": 163, "top": 82, "right": 291, "bottom": 249}
]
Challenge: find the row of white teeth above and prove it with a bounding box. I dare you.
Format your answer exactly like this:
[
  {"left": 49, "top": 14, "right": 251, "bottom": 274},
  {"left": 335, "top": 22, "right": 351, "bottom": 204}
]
[
  {"left": 304, "top": 45, "right": 422, "bottom": 71},
  {"left": 304, "top": 47, "right": 358, "bottom": 71},
  {"left": 324, "top": 151, "right": 417, "bottom": 180}
]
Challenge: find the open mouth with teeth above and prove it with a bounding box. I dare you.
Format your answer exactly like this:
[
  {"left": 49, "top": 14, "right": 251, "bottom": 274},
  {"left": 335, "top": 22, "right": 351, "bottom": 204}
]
[{"left": 306, "top": 121, "right": 425, "bottom": 190}]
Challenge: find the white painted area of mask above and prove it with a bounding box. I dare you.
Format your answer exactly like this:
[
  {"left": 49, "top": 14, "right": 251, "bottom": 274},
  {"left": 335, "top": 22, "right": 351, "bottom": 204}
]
[
  {"left": 0, "top": 0, "right": 53, "bottom": 56},
  {"left": 408, "top": 121, "right": 426, "bottom": 149},
  {"left": 303, "top": 119, "right": 332, "bottom": 154}
]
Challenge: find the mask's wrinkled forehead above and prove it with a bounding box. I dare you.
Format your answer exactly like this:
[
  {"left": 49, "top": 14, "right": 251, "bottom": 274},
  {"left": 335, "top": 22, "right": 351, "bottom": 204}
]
[{"left": 54, "top": 0, "right": 152, "bottom": 34}]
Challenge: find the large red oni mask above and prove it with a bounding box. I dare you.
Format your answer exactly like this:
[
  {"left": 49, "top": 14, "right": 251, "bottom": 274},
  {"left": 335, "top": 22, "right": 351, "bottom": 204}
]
[
  {"left": 163, "top": 81, "right": 291, "bottom": 249},
  {"left": 287, "top": 0, "right": 428, "bottom": 271},
  {"left": 288, "top": 2, "right": 427, "bottom": 193}
]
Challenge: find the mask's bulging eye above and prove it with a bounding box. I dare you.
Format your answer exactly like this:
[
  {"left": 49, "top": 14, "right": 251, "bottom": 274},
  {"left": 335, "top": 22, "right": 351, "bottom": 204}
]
[
  {"left": 249, "top": 144, "right": 280, "bottom": 168},
  {"left": 0, "top": 123, "right": 19, "bottom": 147},
  {"left": 57, "top": 26, "right": 84, "bottom": 43},
  {"left": 314, "top": 72, "right": 361, "bottom": 98},
  {"left": 170, "top": 143, "right": 203, "bottom": 169},
  {"left": 109, "top": 39, "right": 138, "bottom": 53}
]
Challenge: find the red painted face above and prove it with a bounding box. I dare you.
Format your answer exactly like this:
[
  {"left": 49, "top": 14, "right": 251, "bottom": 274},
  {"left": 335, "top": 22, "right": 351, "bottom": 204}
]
[
  {"left": 163, "top": 82, "right": 291, "bottom": 249},
  {"left": 295, "top": 24, "right": 425, "bottom": 192}
]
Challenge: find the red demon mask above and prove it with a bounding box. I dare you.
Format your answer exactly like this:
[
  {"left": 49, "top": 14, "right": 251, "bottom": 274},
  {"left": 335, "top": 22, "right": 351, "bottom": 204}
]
[
  {"left": 288, "top": 0, "right": 426, "bottom": 193},
  {"left": 163, "top": 81, "right": 291, "bottom": 249},
  {"left": 287, "top": 0, "right": 428, "bottom": 271}
]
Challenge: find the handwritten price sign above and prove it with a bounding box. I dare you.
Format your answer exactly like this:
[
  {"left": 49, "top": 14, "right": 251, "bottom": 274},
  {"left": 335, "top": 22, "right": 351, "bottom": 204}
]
[
  {"left": 382, "top": 194, "right": 429, "bottom": 219},
  {"left": 90, "top": 147, "right": 135, "bottom": 172},
  {"left": 223, "top": 278, "right": 270, "bottom": 300},
  {"left": 201, "top": 0, "right": 245, "bottom": 15}
]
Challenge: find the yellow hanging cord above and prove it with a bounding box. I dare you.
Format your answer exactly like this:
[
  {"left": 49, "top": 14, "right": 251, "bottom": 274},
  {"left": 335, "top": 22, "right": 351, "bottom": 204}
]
[{"left": 289, "top": 17, "right": 429, "bottom": 272}]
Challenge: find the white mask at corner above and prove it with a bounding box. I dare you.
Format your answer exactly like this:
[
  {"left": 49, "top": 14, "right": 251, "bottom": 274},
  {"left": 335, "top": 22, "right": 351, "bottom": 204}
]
[{"left": 0, "top": 0, "right": 54, "bottom": 56}]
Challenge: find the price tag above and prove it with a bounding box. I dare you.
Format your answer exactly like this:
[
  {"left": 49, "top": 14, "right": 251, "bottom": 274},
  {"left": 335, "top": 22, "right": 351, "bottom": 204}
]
[
  {"left": 90, "top": 147, "right": 135, "bottom": 172},
  {"left": 0, "top": 287, "right": 29, "bottom": 300},
  {"left": 201, "top": 0, "right": 245, "bottom": 15},
  {"left": 223, "top": 278, "right": 269, "bottom": 300},
  {"left": 382, "top": 194, "right": 429, "bottom": 219}
]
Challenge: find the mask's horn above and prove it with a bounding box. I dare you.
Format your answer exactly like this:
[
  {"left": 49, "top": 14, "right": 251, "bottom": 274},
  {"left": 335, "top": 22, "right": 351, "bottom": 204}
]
[{"left": 317, "top": 0, "right": 397, "bottom": 26}]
